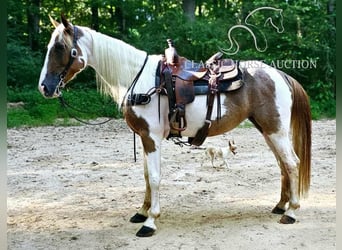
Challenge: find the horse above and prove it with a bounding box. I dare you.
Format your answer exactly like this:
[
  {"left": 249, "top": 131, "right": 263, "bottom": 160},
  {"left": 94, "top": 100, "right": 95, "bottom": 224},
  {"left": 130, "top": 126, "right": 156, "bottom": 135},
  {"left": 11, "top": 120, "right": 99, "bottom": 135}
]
[
  {"left": 38, "top": 15, "right": 311, "bottom": 237},
  {"left": 222, "top": 6, "right": 285, "bottom": 55}
]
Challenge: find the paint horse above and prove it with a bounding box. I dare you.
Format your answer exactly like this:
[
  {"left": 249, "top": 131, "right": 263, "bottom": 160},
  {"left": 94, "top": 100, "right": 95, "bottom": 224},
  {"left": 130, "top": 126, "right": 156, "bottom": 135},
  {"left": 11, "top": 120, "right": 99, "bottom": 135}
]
[{"left": 38, "top": 15, "right": 311, "bottom": 237}]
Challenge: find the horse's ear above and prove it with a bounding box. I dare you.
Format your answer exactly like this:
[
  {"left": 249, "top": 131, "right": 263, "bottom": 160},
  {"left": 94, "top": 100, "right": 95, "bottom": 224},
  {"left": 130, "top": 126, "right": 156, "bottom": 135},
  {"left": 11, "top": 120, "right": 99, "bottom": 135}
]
[
  {"left": 61, "top": 13, "right": 73, "bottom": 33},
  {"left": 49, "top": 15, "right": 60, "bottom": 28}
]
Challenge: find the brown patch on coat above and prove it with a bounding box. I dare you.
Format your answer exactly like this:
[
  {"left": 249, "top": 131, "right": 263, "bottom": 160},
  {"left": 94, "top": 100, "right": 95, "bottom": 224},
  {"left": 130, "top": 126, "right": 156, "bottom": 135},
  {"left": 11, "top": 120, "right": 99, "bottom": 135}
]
[
  {"left": 47, "top": 26, "right": 84, "bottom": 84},
  {"left": 207, "top": 68, "right": 281, "bottom": 136},
  {"left": 123, "top": 105, "right": 156, "bottom": 153},
  {"left": 246, "top": 69, "right": 281, "bottom": 135}
]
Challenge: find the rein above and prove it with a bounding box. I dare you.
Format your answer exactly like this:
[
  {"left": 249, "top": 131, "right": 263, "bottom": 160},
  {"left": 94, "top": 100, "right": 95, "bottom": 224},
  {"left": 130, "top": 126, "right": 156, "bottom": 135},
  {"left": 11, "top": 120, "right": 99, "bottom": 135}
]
[
  {"left": 121, "top": 54, "right": 149, "bottom": 107},
  {"left": 124, "top": 54, "right": 150, "bottom": 162},
  {"left": 58, "top": 95, "right": 114, "bottom": 126},
  {"left": 56, "top": 25, "right": 115, "bottom": 126},
  {"left": 57, "top": 28, "right": 150, "bottom": 160}
]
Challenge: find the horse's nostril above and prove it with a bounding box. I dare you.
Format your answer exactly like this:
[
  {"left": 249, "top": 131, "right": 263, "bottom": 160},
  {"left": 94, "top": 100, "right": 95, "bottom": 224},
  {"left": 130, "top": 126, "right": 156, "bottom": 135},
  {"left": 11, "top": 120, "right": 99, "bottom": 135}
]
[
  {"left": 40, "top": 83, "right": 52, "bottom": 97},
  {"left": 41, "top": 84, "right": 47, "bottom": 94}
]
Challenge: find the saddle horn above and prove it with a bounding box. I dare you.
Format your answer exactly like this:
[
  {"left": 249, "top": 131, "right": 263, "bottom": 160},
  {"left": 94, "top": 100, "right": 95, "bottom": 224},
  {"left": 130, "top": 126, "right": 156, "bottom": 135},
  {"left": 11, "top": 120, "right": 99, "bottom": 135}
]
[
  {"left": 206, "top": 52, "right": 223, "bottom": 74},
  {"left": 206, "top": 52, "right": 223, "bottom": 65}
]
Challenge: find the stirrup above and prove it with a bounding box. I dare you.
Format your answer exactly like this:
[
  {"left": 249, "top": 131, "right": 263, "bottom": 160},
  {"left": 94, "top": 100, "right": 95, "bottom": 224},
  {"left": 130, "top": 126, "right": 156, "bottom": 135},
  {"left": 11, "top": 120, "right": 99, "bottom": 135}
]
[{"left": 169, "top": 108, "right": 187, "bottom": 131}]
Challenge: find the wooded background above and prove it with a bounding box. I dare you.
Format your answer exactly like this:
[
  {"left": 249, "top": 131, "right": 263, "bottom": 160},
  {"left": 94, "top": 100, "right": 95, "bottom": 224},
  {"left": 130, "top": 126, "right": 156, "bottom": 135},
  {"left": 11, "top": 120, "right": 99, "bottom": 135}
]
[{"left": 7, "top": 0, "right": 336, "bottom": 123}]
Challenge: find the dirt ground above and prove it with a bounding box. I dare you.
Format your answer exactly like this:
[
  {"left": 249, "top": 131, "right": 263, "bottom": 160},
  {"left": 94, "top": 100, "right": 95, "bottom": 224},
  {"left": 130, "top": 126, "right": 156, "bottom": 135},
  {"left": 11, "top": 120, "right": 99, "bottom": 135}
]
[{"left": 7, "top": 119, "right": 335, "bottom": 250}]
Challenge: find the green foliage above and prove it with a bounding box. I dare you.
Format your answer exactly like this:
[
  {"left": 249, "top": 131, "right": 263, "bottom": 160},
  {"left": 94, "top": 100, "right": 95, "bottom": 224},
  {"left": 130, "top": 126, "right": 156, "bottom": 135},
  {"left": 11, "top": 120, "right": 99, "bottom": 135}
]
[
  {"left": 7, "top": 88, "right": 121, "bottom": 128},
  {"left": 7, "top": 0, "right": 336, "bottom": 125},
  {"left": 307, "top": 81, "right": 336, "bottom": 119},
  {"left": 7, "top": 40, "right": 42, "bottom": 89}
]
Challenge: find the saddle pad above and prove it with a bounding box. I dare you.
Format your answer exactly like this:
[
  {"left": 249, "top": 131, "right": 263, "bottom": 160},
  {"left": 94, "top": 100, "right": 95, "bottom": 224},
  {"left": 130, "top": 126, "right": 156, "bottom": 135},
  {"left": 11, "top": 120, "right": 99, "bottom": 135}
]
[
  {"left": 219, "top": 59, "right": 236, "bottom": 72},
  {"left": 222, "top": 67, "right": 238, "bottom": 80},
  {"left": 193, "top": 79, "right": 243, "bottom": 95}
]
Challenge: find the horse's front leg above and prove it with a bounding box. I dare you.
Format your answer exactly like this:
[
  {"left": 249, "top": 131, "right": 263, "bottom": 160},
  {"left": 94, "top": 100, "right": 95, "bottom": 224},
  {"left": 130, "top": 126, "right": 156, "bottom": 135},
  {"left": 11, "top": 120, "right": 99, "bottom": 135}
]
[
  {"left": 135, "top": 134, "right": 162, "bottom": 237},
  {"left": 130, "top": 155, "right": 151, "bottom": 223}
]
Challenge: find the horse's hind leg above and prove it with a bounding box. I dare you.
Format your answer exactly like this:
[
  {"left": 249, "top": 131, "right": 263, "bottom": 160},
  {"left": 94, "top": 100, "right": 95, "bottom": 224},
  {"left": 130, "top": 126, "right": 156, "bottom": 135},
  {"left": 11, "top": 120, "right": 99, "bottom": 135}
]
[
  {"left": 130, "top": 155, "right": 150, "bottom": 223},
  {"left": 272, "top": 172, "right": 290, "bottom": 215},
  {"left": 263, "top": 131, "right": 300, "bottom": 224},
  {"left": 262, "top": 135, "right": 290, "bottom": 214}
]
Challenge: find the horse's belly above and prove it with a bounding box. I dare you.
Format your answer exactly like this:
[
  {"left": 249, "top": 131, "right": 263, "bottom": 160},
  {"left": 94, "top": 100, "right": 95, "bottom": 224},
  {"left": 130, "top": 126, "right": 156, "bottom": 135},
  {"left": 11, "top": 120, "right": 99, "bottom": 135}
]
[{"left": 181, "top": 95, "right": 233, "bottom": 137}]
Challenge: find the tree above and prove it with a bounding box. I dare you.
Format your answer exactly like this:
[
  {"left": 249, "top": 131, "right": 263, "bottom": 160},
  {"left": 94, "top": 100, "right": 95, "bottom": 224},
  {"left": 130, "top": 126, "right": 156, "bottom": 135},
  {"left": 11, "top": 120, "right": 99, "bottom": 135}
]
[
  {"left": 6, "top": 0, "right": 336, "bottom": 117},
  {"left": 27, "top": 0, "right": 41, "bottom": 51},
  {"left": 90, "top": 2, "right": 99, "bottom": 31},
  {"left": 182, "top": 0, "right": 196, "bottom": 21}
]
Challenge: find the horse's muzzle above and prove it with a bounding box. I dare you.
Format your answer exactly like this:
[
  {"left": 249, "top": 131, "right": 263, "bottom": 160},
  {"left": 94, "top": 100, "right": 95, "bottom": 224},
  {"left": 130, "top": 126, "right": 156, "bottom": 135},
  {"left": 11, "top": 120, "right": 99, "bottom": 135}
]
[{"left": 39, "top": 74, "right": 61, "bottom": 98}]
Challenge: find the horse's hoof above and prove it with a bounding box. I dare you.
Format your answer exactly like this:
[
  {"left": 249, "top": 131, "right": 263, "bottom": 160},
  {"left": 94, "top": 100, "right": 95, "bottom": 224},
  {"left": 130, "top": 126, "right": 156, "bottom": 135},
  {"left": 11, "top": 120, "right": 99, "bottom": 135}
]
[
  {"left": 130, "top": 213, "right": 148, "bottom": 223},
  {"left": 271, "top": 206, "right": 286, "bottom": 215},
  {"left": 279, "top": 215, "right": 296, "bottom": 224},
  {"left": 136, "top": 226, "right": 155, "bottom": 237}
]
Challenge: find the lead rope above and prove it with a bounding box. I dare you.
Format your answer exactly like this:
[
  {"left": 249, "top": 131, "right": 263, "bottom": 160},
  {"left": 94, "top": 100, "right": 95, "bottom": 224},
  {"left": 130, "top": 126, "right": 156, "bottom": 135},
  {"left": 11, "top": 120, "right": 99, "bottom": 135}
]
[
  {"left": 133, "top": 132, "right": 137, "bottom": 162},
  {"left": 58, "top": 95, "right": 115, "bottom": 125},
  {"left": 124, "top": 54, "right": 149, "bottom": 163}
]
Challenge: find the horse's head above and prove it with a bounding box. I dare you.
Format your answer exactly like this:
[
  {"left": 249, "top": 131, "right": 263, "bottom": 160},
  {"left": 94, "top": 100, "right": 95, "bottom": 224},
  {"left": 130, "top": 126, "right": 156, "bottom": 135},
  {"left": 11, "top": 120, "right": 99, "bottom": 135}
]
[{"left": 38, "top": 15, "right": 87, "bottom": 98}]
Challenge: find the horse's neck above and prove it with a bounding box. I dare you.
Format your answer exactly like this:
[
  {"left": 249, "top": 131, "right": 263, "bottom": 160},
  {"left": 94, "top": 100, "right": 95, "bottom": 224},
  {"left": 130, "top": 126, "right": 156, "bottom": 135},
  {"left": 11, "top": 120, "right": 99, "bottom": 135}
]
[{"left": 85, "top": 29, "right": 147, "bottom": 102}]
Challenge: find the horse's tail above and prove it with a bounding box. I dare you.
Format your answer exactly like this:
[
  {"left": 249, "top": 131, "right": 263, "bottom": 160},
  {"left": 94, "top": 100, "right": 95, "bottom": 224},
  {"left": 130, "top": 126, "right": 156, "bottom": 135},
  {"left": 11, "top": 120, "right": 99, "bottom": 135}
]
[{"left": 287, "top": 74, "right": 312, "bottom": 197}]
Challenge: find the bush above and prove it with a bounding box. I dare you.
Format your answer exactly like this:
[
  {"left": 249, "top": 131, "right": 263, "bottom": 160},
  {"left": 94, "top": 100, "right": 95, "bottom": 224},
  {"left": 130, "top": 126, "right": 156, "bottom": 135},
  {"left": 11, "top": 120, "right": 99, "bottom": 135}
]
[
  {"left": 7, "top": 40, "right": 43, "bottom": 89},
  {"left": 7, "top": 87, "right": 121, "bottom": 128},
  {"left": 307, "top": 81, "right": 336, "bottom": 119}
]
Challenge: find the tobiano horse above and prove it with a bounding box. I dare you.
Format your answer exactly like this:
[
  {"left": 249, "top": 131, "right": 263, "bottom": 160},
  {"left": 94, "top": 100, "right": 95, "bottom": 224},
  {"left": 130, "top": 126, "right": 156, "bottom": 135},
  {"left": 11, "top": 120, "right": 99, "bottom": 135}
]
[{"left": 38, "top": 15, "right": 311, "bottom": 237}]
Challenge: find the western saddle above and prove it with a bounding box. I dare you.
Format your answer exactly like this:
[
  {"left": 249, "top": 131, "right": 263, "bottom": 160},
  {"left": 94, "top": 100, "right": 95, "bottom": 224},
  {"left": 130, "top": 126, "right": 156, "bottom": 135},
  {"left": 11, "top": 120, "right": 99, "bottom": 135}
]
[
  {"left": 160, "top": 39, "right": 243, "bottom": 146},
  {"left": 127, "top": 39, "right": 243, "bottom": 146}
]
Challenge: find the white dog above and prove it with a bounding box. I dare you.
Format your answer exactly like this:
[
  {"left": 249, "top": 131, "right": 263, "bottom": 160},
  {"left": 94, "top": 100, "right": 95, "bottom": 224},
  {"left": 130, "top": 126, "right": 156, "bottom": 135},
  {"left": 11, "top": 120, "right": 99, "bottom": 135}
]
[{"left": 206, "top": 140, "right": 237, "bottom": 167}]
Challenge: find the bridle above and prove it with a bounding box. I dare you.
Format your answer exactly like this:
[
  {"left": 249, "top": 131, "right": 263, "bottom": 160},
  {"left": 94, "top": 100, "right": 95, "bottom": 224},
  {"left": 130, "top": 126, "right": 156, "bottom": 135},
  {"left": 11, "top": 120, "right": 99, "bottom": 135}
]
[
  {"left": 57, "top": 25, "right": 80, "bottom": 94},
  {"left": 53, "top": 25, "right": 149, "bottom": 161},
  {"left": 54, "top": 25, "right": 115, "bottom": 126}
]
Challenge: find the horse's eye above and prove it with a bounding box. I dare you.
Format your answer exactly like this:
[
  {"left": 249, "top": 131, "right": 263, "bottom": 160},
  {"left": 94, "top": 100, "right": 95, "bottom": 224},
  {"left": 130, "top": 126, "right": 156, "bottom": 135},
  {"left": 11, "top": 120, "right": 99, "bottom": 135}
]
[{"left": 54, "top": 42, "right": 65, "bottom": 51}]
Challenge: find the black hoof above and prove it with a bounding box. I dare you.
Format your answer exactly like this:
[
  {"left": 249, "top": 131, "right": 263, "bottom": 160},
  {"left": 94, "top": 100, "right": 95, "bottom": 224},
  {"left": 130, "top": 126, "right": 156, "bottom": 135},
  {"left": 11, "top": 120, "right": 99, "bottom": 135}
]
[
  {"left": 130, "top": 213, "right": 148, "bottom": 223},
  {"left": 279, "top": 215, "right": 296, "bottom": 224},
  {"left": 271, "top": 206, "right": 286, "bottom": 215},
  {"left": 136, "top": 226, "right": 155, "bottom": 237}
]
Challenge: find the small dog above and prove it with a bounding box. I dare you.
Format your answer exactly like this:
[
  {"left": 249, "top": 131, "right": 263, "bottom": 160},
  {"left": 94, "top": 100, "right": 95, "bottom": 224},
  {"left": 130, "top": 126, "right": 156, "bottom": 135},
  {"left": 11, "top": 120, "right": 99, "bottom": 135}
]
[{"left": 206, "top": 140, "right": 237, "bottom": 167}]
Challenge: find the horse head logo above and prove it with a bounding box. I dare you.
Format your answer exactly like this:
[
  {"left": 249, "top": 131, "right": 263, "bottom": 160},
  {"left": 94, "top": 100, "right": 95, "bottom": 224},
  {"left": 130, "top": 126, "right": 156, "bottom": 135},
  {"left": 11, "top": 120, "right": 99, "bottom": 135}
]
[{"left": 221, "top": 7, "right": 284, "bottom": 55}]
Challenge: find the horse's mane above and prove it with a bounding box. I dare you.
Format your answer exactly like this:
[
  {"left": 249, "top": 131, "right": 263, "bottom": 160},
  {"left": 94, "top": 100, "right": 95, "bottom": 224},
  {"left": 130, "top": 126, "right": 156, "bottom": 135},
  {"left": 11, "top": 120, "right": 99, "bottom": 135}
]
[{"left": 89, "top": 30, "right": 147, "bottom": 102}]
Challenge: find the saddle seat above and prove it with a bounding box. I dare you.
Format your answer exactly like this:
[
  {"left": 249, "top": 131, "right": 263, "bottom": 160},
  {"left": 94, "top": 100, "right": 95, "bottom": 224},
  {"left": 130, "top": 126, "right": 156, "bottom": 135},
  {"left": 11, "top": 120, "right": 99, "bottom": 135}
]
[{"left": 169, "top": 52, "right": 242, "bottom": 105}]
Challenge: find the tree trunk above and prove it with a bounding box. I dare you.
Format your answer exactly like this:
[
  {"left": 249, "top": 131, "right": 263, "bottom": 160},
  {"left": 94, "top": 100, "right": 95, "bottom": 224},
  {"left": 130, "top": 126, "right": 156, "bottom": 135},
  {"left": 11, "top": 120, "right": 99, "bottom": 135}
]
[
  {"left": 327, "top": 0, "right": 335, "bottom": 36},
  {"left": 153, "top": 0, "right": 162, "bottom": 16},
  {"left": 182, "top": 0, "right": 196, "bottom": 21},
  {"left": 108, "top": 5, "right": 115, "bottom": 28},
  {"left": 115, "top": 5, "right": 125, "bottom": 34},
  {"left": 197, "top": 0, "right": 203, "bottom": 17},
  {"left": 27, "top": 0, "right": 40, "bottom": 51},
  {"left": 91, "top": 3, "right": 99, "bottom": 31}
]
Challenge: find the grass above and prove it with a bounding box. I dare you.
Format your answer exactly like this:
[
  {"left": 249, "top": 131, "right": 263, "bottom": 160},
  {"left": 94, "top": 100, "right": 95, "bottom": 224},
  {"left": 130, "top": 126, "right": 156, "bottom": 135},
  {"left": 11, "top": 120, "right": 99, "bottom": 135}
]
[
  {"left": 7, "top": 88, "right": 121, "bottom": 128},
  {"left": 7, "top": 86, "right": 335, "bottom": 128}
]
